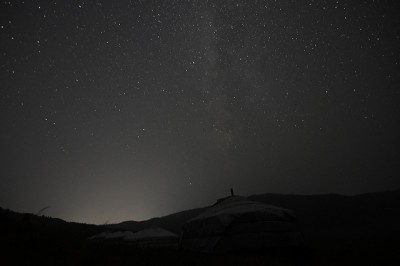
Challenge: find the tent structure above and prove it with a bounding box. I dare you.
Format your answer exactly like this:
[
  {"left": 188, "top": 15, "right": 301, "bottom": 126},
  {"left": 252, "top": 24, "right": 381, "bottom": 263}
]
[
  {"left": 180, "top": 196, "right": 304, "bottom": 252},
  {"left": 124, "top": 227, "right": 179, "bottom": 248},
  {"left": 88, "top": 231, "right": 135, "bottom": 241},
  {"left": 88, "top": 227, "right": 178, "bottom": 248}
]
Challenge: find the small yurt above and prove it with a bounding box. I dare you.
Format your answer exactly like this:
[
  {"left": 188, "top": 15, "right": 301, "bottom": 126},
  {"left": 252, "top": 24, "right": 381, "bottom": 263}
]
[
  {"left": 124, "top": 227, "right": 178, "bottom": 248},
  {"left": 88, "top": 231, "right": 135, "bottom": 241}
]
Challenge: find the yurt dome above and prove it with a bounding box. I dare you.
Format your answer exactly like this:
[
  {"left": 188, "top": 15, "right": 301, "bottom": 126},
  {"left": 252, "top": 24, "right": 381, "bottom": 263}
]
[{"left": 180, "top": 196, "right": 304, "bottom": 252}]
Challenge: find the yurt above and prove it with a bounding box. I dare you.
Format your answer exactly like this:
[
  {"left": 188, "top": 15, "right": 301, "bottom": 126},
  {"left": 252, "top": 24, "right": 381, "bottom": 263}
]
[
  {"left": 124, "top": 227, "right": 179, "bottom": 248},
  {"left": 88, "top": 230, "right": 135, "bottom": 241},
  {"left": 180, "top": 195, "right": 304, "bottom": 252}
]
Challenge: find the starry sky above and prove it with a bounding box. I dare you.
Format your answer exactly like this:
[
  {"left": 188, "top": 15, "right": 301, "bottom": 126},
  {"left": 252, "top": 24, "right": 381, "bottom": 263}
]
[{"left": 1, "top": 0, "right": 400, "bottom": 224}]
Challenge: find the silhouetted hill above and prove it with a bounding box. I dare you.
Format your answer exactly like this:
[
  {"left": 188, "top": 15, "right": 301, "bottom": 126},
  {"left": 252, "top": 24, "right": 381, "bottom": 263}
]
[
  {"left": 3, "top": 189, "right": 399, "bottom": 236},
  {"left": 2, "top": 188, "right": 400, "bottom": 237},
  {"left": 0, "top": 207, "right": 100, "bottom": 234}
]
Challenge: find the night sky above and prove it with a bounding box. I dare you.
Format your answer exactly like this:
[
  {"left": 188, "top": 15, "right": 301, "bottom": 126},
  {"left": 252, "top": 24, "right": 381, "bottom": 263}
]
[{"left": 1, "top": 0, "right": 400, "bottom": 224}]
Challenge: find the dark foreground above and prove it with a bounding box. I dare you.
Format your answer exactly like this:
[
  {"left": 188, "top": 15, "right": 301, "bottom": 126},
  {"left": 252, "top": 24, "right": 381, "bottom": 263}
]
[
  {"left": 2, "top": 226, "right": 399, "bottom": 266},
  {"left": 2, "top": 189, "right": 400, "bottom": 265}
]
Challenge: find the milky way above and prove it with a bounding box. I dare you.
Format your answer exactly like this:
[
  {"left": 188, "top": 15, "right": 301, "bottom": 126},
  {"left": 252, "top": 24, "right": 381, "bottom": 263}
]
[{"left": 1, "top": 0, "right": 399, "bottom": 224}]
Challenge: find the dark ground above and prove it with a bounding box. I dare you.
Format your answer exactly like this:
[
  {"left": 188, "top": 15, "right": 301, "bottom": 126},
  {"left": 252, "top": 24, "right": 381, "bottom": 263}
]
[
  {"left": 2, "top": 231, "right": 399, "bottom": 265},
  {"left": 1, "top": 189, "right": 400, "bottom": 265}
]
